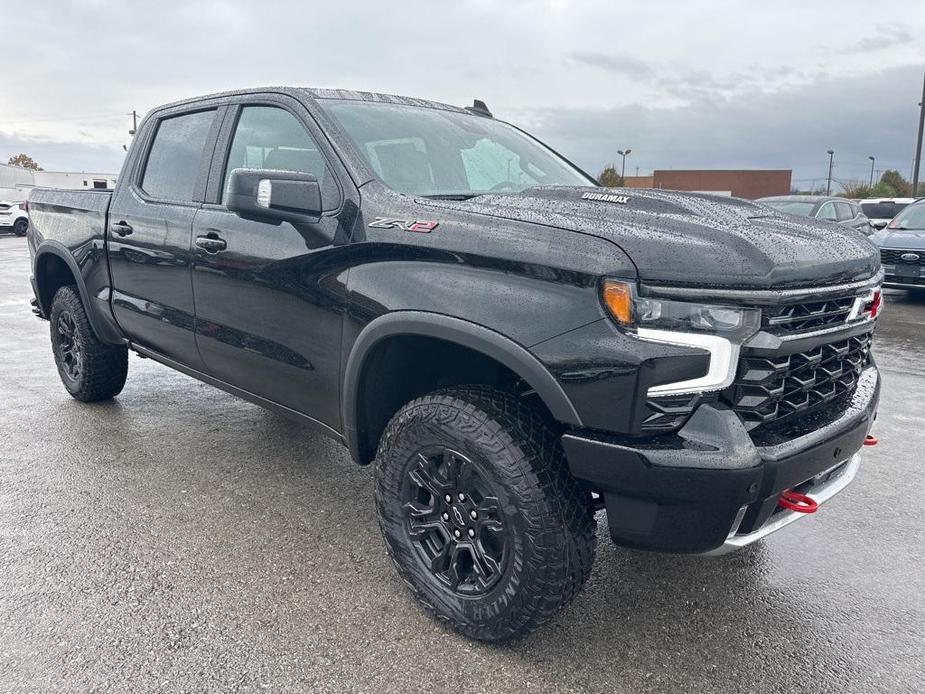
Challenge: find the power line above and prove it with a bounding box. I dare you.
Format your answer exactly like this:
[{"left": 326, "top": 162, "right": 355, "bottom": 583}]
[{"left": 0, "top": 113, "right": 126, "bottom": 125}]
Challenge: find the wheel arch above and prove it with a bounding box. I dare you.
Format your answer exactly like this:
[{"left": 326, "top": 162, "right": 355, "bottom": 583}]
[
  {"left": 33, "top": 242, "right": 123, "bottom": 345},
  {"left": 342, "top": 312, "right": 582, "bottom": 465}
]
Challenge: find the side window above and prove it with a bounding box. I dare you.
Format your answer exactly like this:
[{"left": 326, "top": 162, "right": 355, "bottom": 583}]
[
  {"left": 835, "top": 202, "right": 854, "bottom": 221},
  {"left": 222, "top": 106, "right": 334, "bottom": 207},
  {"left": 816, "top": 203, "right": 837, "bottom": 221},
  {"left": 141, "top": 110, "right": 216, "bottom": 202}
]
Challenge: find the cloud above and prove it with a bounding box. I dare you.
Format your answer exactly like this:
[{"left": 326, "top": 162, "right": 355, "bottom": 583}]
[
  {"left": 0, "top": 0, "right": 922, "bottom": 182},
  {"left": 567, "top": 52, "right": 657, "bottom": 80},
  {"left": 514, "top": 63, "right": 924, "bottom": 188},
  {"left": 847, "top": 24, "right": 915, "bottom": 52}
]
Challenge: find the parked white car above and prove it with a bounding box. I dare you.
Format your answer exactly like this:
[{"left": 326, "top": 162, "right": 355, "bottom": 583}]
[
  {"left": 0, "top": 201, "right": 28, "bottom": 236},
  {"left": 859, "top": 198, "right": 916, "bottom": 230}
]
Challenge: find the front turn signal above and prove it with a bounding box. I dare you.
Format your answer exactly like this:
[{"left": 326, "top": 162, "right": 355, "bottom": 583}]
[{"left": 601, "top": 280, "right": 634, "bottom": 326}]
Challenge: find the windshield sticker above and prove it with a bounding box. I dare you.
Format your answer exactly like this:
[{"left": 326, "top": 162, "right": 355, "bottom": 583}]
[{"left": 581, "top": 192, "right": 630, "bottom": 204}]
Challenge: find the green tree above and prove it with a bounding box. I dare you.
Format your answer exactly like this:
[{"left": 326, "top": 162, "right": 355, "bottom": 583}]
[
  {"left": 7, "top": 153, "right": 42, "bottom": 171},
  {"left": 870, "top": 181, "right": 897, "bottom": 197},
  {"left": 880, "top": 170, "right": 911, "bottom": 197},
  {"left": 598, "top": 165, "right": 624, "bottom": 187}
]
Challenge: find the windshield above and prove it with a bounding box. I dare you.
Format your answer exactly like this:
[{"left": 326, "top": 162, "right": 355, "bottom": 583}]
[
  {"left": 887, "top": 202, "right": 925, "bottom": 231},
  {"left": 761, "top": 200, "right": 816, "bottom": 216},
  {"left": 320, "top": 100, "right": 594, "bottom": 197},
  {"left": 861, "top": 201, "right": 909, "bottom": 220}
]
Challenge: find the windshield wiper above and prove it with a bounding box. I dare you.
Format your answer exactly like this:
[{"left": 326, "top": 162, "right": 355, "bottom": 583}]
[{"left": 421, "top": 193, "right": 483, "bottom": 201}]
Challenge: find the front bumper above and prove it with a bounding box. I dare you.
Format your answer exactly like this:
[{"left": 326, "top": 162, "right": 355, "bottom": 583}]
[
  {"left": 882, "top": 265, "right": 924, "bottom": 289},
  {"left": 704, "top": 453, "right": 859, "bottom": 555},
  {"left": 562, "top": 365, "right": 879, "bottom": 554}
]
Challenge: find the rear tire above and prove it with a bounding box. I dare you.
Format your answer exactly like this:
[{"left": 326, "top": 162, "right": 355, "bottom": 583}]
[
  {"left": 49, "top": 286, "right": 128, "bottom": 401},
  {"left": 374, "top": 386, "right": 596, "bottom": 641},
  {"left": 13, "top": 218, "right": 28, "bottom": 236}
]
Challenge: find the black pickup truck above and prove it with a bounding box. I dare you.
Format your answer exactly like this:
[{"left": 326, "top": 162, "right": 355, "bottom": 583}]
[{"left": 27, "top": 87, "right": 882, "bottom": 641}]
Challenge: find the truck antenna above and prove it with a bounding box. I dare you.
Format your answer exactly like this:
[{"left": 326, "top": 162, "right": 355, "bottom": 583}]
[{"left": 465, "top": 99, "right": 493, "bottom": 118}]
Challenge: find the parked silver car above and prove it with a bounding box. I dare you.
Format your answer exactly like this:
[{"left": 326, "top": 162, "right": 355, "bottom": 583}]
[{"left": 757, "top": 195, "right": 872, "bottom": 235}]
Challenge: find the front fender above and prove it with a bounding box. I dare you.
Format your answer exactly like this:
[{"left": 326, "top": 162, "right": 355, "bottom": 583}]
[{"left": 341, "top": 311, "right": 582, "bottom": 463}]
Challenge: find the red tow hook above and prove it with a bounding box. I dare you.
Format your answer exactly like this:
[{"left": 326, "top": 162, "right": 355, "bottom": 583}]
[
  {"left": 864, "top": 434, "right": 878, "bottom": 446},
  {"left": 778, "top": 490, "right": 818, "bottom": 514}
]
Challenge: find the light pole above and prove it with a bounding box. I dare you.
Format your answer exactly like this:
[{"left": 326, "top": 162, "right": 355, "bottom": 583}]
[
  {"left": 826, "top": 150, "right": 835, "bottom": 196},
  {"left": 913, "top": 71, "right": 925, "bottom": 196},
  {"left": 868, "top": 156, "right": 876, "bottom": 188},
  {"left": 618, "top": 149, "right": 632, "bottom": 180}
]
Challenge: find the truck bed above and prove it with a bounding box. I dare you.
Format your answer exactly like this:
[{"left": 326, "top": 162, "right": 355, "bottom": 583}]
[{"left": 27, "top": 188, "right": 111, "bottom": 252}]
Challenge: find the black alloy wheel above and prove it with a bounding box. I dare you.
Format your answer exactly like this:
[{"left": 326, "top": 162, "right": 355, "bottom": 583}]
[
  {"left": 402, "top": 446, "right": 509, "bottom": 596},
  {"left": 55, "top": 310, "right": 82, "bottom": 383}
]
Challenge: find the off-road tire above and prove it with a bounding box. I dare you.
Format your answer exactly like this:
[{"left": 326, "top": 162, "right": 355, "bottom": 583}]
[
  {"left": 374, "top": 386, "right": 596, "bottom": 641},
  {"left": 49, "top": 285, "right": 128, "bottom": 401}
]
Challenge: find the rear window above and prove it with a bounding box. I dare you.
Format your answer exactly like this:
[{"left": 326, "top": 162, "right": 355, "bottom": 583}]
[
  {"left": 141, "top": 110, "right": 216, "bottom": 202},
  {"left": 860, "top": 201, "right": 909, "bottom": 220}
]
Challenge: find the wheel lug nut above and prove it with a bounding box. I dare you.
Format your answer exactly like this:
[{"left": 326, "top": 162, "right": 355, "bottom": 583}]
[
  {"left": 444, "top": 494, "right": 452, "bottom": 503},
  {"left": 454, "top": 529, "right": 461, "bottom": 538},
  {"left": 458, "top": 493, "right": 466, "bottom": 502},
  {"left": 468, "top": 528, "right": 475, "bottom": 537},
  {"left": 442, "top": 513, "right": 449, "bottom": 521},
  {"left": 470, "top": 510, "right": 477, "bottom": 520}
]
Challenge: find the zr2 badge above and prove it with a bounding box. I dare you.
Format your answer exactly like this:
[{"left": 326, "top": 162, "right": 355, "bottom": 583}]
[{"left": 368, "top": 217, "right": 439, "bottom": 233}]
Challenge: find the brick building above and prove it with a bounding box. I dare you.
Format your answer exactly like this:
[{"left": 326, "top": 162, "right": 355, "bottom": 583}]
[{"left": 623, "top": 170, "right": 791, "bottom": 199}]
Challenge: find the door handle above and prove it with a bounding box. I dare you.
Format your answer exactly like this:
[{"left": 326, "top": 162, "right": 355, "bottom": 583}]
[
  {"left": 195, "top": 233, "right": 227, "bottom": 253},
  {"left": 110, "top": 221, "right": 133, "bottom": 237}
]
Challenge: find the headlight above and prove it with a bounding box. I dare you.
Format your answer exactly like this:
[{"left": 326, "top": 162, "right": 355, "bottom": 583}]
[{"left": 601, "top": 280, "right": 761, "bottom": 396}]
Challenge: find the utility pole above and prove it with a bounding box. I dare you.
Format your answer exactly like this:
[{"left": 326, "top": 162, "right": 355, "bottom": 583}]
[
  {"left": 826, "top": 150, "right": 835, "bottom": 196},
  {"left": 913, "top": 71, "right": 925, "bottom": 196},
  {"left": 618, "top": 149, "right": 631, "bottom": 180},
  {"left": 868, "top": 156, "right": 876, "bottom": 188}
]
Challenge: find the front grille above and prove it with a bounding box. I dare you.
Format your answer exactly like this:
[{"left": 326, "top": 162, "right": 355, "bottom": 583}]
[
  {"left": 728, "top": 332, "right": 872, "bottom": 431},
  {"left": 881, "top": 249, "right": 924, "bottom": 266},
  {"left": 761, "top": 296, "right": 855, "bottom": 334}
]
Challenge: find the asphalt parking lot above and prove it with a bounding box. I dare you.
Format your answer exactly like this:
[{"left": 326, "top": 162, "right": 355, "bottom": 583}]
[{"left": 0, "top": 234, "right": 923, "bottom": 694}]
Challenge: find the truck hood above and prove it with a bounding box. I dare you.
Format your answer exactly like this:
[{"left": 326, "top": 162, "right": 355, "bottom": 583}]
[{"left": 420, "top": 187, "right": 880, "bottom": 289}]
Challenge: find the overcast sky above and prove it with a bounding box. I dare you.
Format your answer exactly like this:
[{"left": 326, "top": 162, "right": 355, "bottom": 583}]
[{"left": 2, "top": 0, "right": 923, "bottom": 189}]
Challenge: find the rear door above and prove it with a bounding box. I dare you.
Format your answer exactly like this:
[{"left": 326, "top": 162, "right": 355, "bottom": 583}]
[
  {"left": 108, "top": 105, "right": 225, "bottom": 368},
  {"left": 190, "top": 94, "right": 355, "bottom": 430}
]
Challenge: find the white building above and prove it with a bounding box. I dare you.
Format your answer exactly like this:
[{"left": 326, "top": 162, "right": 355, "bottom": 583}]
[
  {"left": 0, "top": 163, "right": 118, "bottom": 201},
  {"left": 0, "top": 163, "right": 34, "bottom": 200}
]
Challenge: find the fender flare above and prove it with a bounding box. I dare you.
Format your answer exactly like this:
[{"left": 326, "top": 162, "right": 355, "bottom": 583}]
[
  {"left": 341, "top": 311, "right": 582, "bottom": 463},
  {"left": 33, "top": 241, "right": 124, "bottom": 345}
]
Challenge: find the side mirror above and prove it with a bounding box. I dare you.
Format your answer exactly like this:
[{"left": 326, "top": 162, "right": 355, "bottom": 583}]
[
  {"left": 871, "top": 220, "right": 888, "bottom": 230},
  {"left": 227, "top": 169, "right": 322, "bottom": 222}
]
